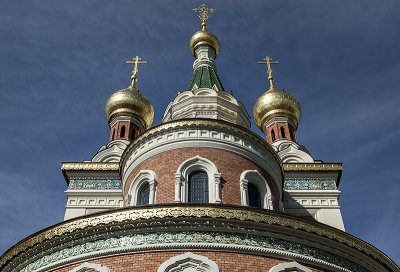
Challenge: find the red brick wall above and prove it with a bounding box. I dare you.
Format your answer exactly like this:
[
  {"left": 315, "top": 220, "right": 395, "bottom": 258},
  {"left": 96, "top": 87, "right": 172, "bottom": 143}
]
[
  {"left": 266, "top": 122, "right": 297, "bottom": 144},
  {"left": 54, "top": 251, "right": 331, "bottom": 272},
  {"left": 109, "top": 121, "right": 141, "bottom": 141},
  {"left": 124, "top": 148, "right": 281, "bottom": 209}
]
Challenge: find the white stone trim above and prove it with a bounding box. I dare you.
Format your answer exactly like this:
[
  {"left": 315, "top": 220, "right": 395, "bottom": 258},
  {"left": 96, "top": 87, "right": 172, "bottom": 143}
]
[
  {"left": 109, "top": 116, "right": 144, "bottom": 131},
  {"left": 264, "top": 116, "right": 296, "bottom": 131},
  {"left": 70, "top": 262, "right": 110, "bottom": 272},
  {"left": 240, "top": 170, "right": 275, "bottom": 210},
  {"left": 269, "top": 261, "right": 312, "bottom": 272},
  {"left": 271, "top": 140, "right": 313, "bottom": 163},
  {"left": 157, "top": 252, "right": 220, "bottom": 272},
  {"left": 126, "top": 170, "right": 157, "bottom": 206},
  {"left": 175, "top": 156, "right": 221, "bottom": 203},
  {"left": 91, "top": 139, "right": 129, "bottom": 163},
  {"left": 121, "top": 127, "right": 283, "bottom": 198}
]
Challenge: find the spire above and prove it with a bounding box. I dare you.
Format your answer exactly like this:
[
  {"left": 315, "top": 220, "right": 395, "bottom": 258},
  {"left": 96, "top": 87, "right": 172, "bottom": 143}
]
[
  {"left": 188, "top": 4, "right": 224, "bottom": 92},
  {"left": 258, "top": 56, "right": 279, "bottom": 89}
]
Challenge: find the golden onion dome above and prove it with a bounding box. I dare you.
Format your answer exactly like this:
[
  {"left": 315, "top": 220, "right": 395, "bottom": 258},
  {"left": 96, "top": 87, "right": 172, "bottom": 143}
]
[
  {"left": 104, "top": 86, "right": 154, "bottom": 129},
  {"left": 189, "top": 30, "right": 220, "bottom": 57},
  {"left": 253, "top": 86, "right": 302, "bottom": 131}
]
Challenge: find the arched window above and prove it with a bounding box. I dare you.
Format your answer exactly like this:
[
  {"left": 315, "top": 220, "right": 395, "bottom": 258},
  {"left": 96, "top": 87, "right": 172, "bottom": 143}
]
[
  {"left": 240, "top": 170, "right": 275, "bottom": 210},
  {"left": 70, "top": 262, "right": 110, "bottom": 272},
  {"left": 126, "top": 170, "right": 157, "bottom": 206},
  {"left": 269, "top": 261, "right": 311, "bottom": 272},
  {"left": 188, "top": 171, "right": 209, "bottom": 203},
  {"left": 158, "top": 252, "right": 220, "bottom": 272},
  {"left": 271, "top": 129, "right": 276, "bottom": 141},
  {"left": 120, "top": 126, "right": 126, "bottom": 138},
  {"left": 248, "top": 183, "right": 261, "bottom": 208},
  {"left": 131, "top": 128, "right": 136, "bottom": 140},
  {"left": 112, "top": 129, "right": 116, "bottom": 140},
  {"left": 175, "top": 156, "right": 221, "bottom": 204},
  {"left": 280, "top": 126, "right": 286, "bottom": 138},
  {"left": 138, "top": 183, "right": 150, "bottom": 205}
]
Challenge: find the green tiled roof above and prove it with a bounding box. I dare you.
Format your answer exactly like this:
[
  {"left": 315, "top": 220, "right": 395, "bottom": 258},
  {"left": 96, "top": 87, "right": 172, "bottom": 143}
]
[{"left": 187, "top": 66, "right": 225, "bottom": 92}]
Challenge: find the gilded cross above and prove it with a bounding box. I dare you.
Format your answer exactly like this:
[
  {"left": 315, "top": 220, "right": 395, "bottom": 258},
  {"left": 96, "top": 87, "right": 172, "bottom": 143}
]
[
  {"left": 258, "top": 56, "right": 279, "bottom": 87},
  {"left": 193, "top": 4, "right": 215, "bottom": 31},
  {"left": 126, "top": 56, "right": 147, "bottom": 87}
]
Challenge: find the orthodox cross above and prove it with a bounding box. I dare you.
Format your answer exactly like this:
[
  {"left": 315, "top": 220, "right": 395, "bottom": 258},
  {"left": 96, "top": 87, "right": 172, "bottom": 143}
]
[
  {"left": 258, "top": 56, "right": 279, "bottom": 87},
  {"left": 193, "top": 4, "right": 215, "bottom": 31},
  {"left": 126, "top": 56, "right": 147, "bottom": 87}
]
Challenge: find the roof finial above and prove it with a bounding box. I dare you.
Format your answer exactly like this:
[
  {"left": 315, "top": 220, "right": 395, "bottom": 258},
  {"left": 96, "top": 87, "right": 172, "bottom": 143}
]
[
  {"left": 258, "top": 56, "right": 279, "bottom": 88},
  {"left": 126, "top": 56, "right": 147, "bottom": 88},
  {"left": 193, "top": 4, "right": 215, "bottom": 31}
]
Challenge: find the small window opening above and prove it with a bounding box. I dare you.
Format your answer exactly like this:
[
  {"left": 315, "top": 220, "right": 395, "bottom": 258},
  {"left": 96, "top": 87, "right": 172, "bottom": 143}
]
[
  {"left": 271, "top": 129, "right": 276, "bottom": 141},
  {"left": 248, "top": 183, "right": 261, "bottom": 208},
  {"left": 131, "top": 128, "right": 136, "bottom": 140},
  {"left": 120, "top": 126, "right": 126, "bottom": 138},
  {"left": 290, "top": 129, "right": 295, "bottom": 141},
  {"left": 188, "top": 171, "right": 209, "bottom": 203},
  {"left": 138, "top": 183, "right": 150, "bottom": 205},
  {"left": 280, "top": 127, "right": 286, "bottom": 138},
  {"left": 112, "top": 129, "right": 116, "bottom": 140}
]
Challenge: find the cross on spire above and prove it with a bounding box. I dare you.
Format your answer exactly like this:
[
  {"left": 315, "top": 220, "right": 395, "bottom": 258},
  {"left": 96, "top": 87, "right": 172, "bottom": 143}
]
[
  {"left": 193, "top": 4, "right": 215, "bottom": 31},
  {"left": 126, "top": 56, "right": 147, "bottom": 88},
  {"left": 258, "top": 56, "right": 279, "bottom": 88}
]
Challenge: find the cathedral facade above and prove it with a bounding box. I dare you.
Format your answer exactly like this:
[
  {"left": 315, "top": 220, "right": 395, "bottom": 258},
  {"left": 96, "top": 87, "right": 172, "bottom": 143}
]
[{"left": 0, "top": 5, "right": 398, "bottom": 272}]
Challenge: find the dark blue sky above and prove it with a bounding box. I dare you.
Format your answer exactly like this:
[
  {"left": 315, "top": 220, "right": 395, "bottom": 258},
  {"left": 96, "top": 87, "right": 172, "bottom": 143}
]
[{"left": 0, "top": 0, "right": 399, "bottom": 265}]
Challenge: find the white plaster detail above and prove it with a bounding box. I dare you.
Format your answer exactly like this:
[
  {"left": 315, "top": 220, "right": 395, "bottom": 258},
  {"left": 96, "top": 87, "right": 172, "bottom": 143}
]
[
  {"left": 126, "top": 170, "right": 157, "bottom": 206},
  {"left": 109, "top": 116, "right": 144, "bottom": 132},
  {"left": 121, "top": 126, "right": 283, "bottom": 198},
  {"left": 283, "top": 190, "right": 345, "bottom": 231},
  {"left": 175, "top": 156, "right": 221, "bottom": 203},
  {"left": 162, "top": 89, "right": 251, "bottom": 128},
  {"left": 64, "top": 191, "right": 123, "bottom": 220},
  {"left": 193, "top": 45, "right": 217, "bottom": 72},
  {"left": 269, "top": 261, "right": 311, "bottom": 272},
  {"left": 91, "top": 139, "right": 129, "bottom": 162},
  {"left": 70, "top": 262, "right": 110, "bottom": 272},
  {"left": 158, "top": 252, "right": 220, "bottom": 272},
  {"left": 271, "top": 140, "right": 314, "bottom": 163},
  {"left": 240, "top": 170, "right": 275, "bottom": 210}
]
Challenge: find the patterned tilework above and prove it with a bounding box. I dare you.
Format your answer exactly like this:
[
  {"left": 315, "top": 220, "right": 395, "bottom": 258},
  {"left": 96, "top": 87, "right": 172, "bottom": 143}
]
[
  {"left": 68, "top": 179, "right": 122, "bottom": 190},
  {"left": 19, "top": 231, "right": 366, "bottom": 272},
  {"left": 284, "top": 178, "right": 337, "bottom": 190}
]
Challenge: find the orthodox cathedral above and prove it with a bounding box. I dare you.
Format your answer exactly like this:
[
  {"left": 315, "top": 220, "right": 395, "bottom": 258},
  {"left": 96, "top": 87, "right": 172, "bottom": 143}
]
[{"left": 0, "top": 5, "right": 398, "bottom": 272}]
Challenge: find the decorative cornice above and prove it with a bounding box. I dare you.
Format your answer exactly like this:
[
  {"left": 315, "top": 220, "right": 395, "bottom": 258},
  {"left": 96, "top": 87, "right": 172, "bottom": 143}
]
[
  {"left": 120, "top": 118, "right": 282, "bottom": 175},
  {"left": 283, "top": 163, "right": 343, "bottom": 171},
  {"left": 62, "top": 163, "right": 119, "bottom": 171},
  {"left": 0, "top": 205, "right": 398, "bottom": 272}
]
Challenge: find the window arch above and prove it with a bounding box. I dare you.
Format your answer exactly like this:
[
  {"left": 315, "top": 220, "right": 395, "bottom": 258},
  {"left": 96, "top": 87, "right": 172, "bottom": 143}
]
[
  {"left": 240, "top": 170, "right": 274, "bottom": 210},
  {"left": 175, "top": 156, "right": 221, "bottom": 203},
  {"left": 120, "top": 125, "right": 126, "bottom": 137},
  {"left": 269, "top": 261, "right": 311, "bottom": 272},
  {"left": 112, "top": 129, "right": 116, "bottom": 140},
  {"left": 280, "top": 126, "right": 286, "bottom": 138},
  {"left": 70, "top": 262, "right": 110, "bottom": 272},
  {"left": 126, "top": 170, "right": 157, "bottom": 206},
  {"left": 131, "top": 127, "right": 136, "bottom": 140},
  {"left": 158, "top": 252, "right": 220, "bottom": 272},
  {"left": 271, "top": 129, "right": 276, "bottom": 141}
]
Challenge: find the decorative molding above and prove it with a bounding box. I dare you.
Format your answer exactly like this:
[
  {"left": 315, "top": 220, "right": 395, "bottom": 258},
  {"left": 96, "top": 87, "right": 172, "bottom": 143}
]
[
  {"left": 283, "top": 163, "right": 343, "bottom": 172},
  {"left": 127, "top": 170, "right": 157, "bottom": 206},
  {"left": 19, "top": 231, "right": 363, "bottom": 272},
  {"left": 284, "top": 178, "right": 337, "bottom": 190},
  {"left": 91, "top": 140, "right": 129, "bottom": 163},
  {"left": 68, "top": 179, "right": 122, "bottom": 190},
  {"left": 175, "top": 156, "right": 221, "bottom": 203},
  {"left": 62, "top": 163, "right": 119, "bottom": 171},
  {"left": 240, "top": 170, "right": 275, "bottom": 210},
  {"left": 120, "top": 119, "right": 283, "bottom": 195},
  {"left": 1, "top": 205, "right": 397, "bottom": 272},
  {"left": 158, "top": 252, "right": 220, "bottom": 272},
  {"left": 70, "top": 262, "right": 110, "bottom": 272},
  {"left": 269, "top": 261, "right": 312, "bottom": 272}
]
